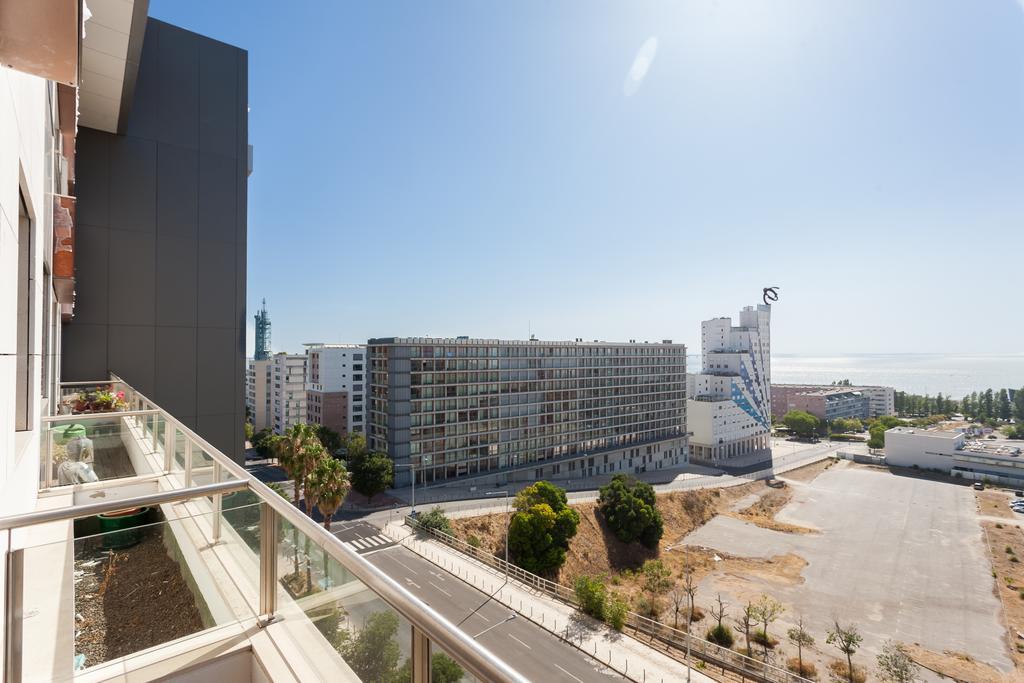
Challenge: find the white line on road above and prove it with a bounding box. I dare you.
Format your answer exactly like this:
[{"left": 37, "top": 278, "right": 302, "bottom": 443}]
[
  {"left": 428, "top": 581, "right": 452, "bottom": 597},
  {"left": 388, "top": 556, "right": 417, "bottom": 574},
  {"left": 404, "top": 578, "right": 422, "bottom": 589},
  {"left": 508, "top": 634, "right": 531, "bottom": 650},
  {"left": 554, "top": 664, "right": 584, "bottom": 683}
]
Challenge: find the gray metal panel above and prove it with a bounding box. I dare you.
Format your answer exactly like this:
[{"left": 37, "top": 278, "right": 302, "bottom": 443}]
[
  {"left": 197, "top": 413, "right": 237, "bottom": 460},
  {"left": 198, "top": 39, "right": 238, "bottom": 159},
  {"left": 108, "top": 135, "right": 156, "bottom": 232},
  {"left": 156, "top": 142, "right": 198, "bottom": 240},
  {"left": 157, "top": 22, "right": 199, "bottom": 149},
  {"left": 72, "top": 224, "right": 109, "bottom": 325},
  {"left": 155, "top": 234, "right": 197, "bottom": 327},
  {"left": 74, "top": 131, "right": 109, "bottom": 226},
  {"left": 155, "top": 326, "right": 197, "bottom": 418},
  {"left": 107, "top": 324, "right": 156, "bottom": 396},
  {"left": 107, "top": 229, "right": 155, "bottom": 326},
  {"left": 197, "top": 152, "right": 236, "bottom": 244},
  {"left": 196, "top": 326, "right": 235, "bottom": 417},
  {"left": 124, "top": 21, "right": 160, "bottom": 140},
  {"left": 60, "top": 324, "right": 108, "bottom": 380},
  {"left": 196, "top": 240, "right": 235, "bottom": 328}
]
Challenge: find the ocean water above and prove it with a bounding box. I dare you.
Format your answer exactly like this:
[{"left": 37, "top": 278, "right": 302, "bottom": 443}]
[{"left": 686, "top": 353, "right": 1024, "bottom": 399}]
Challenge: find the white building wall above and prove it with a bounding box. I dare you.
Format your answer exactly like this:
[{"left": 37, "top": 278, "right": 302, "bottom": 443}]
[
  {"left": 884, "top": 428, "right": 962, "bottom": 470},
  {"left": 245, "top": 358, "right": 271, "bottom": 432},
  {"left": 271, "top": 353, "right": 307, "bottom": 434},
  {"left": 304, "top": 344, "right": 367, "bottom": 434},
  {"left": 0, "top": 68, "right": 64, "bottom": 517}
]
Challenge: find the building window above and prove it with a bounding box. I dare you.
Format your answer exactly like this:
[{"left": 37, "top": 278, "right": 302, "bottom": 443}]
[{"left": 15, "top": 191, "right": 34, "bottom": 432}]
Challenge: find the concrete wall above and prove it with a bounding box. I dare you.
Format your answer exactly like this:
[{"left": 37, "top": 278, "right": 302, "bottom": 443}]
[
  {"left": 884, "top": 428, "right": 962, "bottom": 470},
  {"left": 63, "top": 19, "right": 248, "bottom": 462}
]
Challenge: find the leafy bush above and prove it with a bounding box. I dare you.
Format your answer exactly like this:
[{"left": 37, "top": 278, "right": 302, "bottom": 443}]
[
  {"left": 829, "top": 433, "right": 866, "bottom": 442},
  {"left": 349, "top": 451, "right": 394, "bottom": 499},
  {"left": 751, "top": 628, "right": 778, "bottom": 648},
  {"left": 598, "top": 474, "right": 664, "bottom": 548},
  {"left": 635, "top": 595, "right": 662, "bottom": 618},
  {"left": 417, "top": 507, "right": 453, "bottom": 535},
  {"left": 467, "top": 535, "right": 481, "bottom": 549},
  {"left": 574, "top": 575, "right": 607, "bottom": 620},
  {"left": 783, "top": 410, "right": 820, "bottom": 438},
  {"left": 706, "top": 623, "right": 735, "bottom": 647},
  {"left": 605, "top": 594, "right": 629, "bottom": 631},
  {"left": 508, "top": 481, "right": 580, "bottom": 574}
]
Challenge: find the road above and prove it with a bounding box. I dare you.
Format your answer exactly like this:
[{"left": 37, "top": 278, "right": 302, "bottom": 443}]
[{"left": 335, "top": 523, "right": 624, "bottom": 682}]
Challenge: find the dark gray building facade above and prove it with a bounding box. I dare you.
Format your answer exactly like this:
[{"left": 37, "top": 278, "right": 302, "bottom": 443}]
[{"left": 63, "top": 19, "right": 248, "bottom": 462}]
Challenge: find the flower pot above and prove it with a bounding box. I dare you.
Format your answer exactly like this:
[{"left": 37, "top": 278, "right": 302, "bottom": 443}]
[{"left": 97, "top": 507, "right": 150, "bottom": 549}]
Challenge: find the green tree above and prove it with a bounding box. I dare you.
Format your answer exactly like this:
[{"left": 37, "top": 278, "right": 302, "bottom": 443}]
[
  {"left": 244, "top": 421, "right": 255, "bottom": 442},
  {"left": 272, "top": 424, "right": 322, "bottom": 512},
  {"left": 827, "top": 620, "right": 863, "bottom": 683},
  {"left": 417, "top": 506, "right": 453, "bottom": 535},
  {"left": 574, "top": 575, "right": 607, "bottom": 620},
  {"left": 507, "top": 481, "right": 580, "bottom": 573},
  {"left": 868, "top": 424, "right": 886, "bottom": 450},
  {"left": 997, "top": 389, "right": 1012, "bottom": 421},
  {"left": 340, "top": 431, "right": 368, "bottom": 461},
  {"left": 983, "top": 389, "right": 995, "bottom": 419},
  {"left": 390, "top": 652, "right": 463, "bottom": 683},
  {"left": 787, "top": 615, "right": 815, "bottom": 676},
  {"left": 736, "top": 601, "right": 757, "bottom": 657},
  {"left": 831, "top": 418, "right": 863, "bottom": 434},
  {"left": 315, "top": 425, "right": 342, "bottom": 453},
  {"left": 642, "top": 559, "right": 672, "bottom": 600},
  {"left": 605, "top": 593, "right": 629, "bottom": 631},
  {"left": 598, "top": 474, "right": 664, "bottom": 548},
  {"left": 340, "top": 611, "right": 402, "bottom": 682},
  {"left": 782, "top": 410, "right": 820, "bottom": 439},
  {"left": 349, "top": 451, "right": 395, "bottom": 500},
  {"left": 307, "top": 456, "right": 350, "bottom": 529},
  {"left": 752, "top": 594, "right": 784, "bottom": 661},
  {"left": 1014, "top": 388, "right": 1024, "bottom": 422},
  {"left": 876, "top": 640, "right": 920, "bottom": 683}
]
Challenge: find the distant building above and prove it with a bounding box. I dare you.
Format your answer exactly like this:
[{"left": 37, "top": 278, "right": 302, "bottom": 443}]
[
  {"left": 262, "top": 353, "right": 308, "bottom": 434},
  {"left": 254, "top": 299, "right": 272, "bottom": 361},
  {"left": 885, "top": 427, "right": 1024, "bottom": 483},
  {"left": 369, "top": 337, "right": 688, "bottom": 487},
  {"left": 686, "top": 305, "right": 772, "bottom": 464},
  {"left": 304, "top": 343, "right": 367, "bottom": 436},
  {"left": 772, "top": 384, "right": 894, "bottom": 421},
  {"left": 246, "top": 358, "right": 272, "bottom": 432}
]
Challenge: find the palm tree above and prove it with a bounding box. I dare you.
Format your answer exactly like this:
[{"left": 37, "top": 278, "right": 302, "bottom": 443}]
[
  {"left": 298, "top": 437, "right": 327, "bottom": 517},
  {"left": 273, "top": 424, "right": 320, "bottom": 513},
  {"left": 308, "top": 457, "right": 350, "bottom": 530}
]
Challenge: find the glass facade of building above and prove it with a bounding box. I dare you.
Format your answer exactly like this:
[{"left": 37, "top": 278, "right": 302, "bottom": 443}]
[{"left": 369, "top": 338, "right": 687, "bottom": 484}]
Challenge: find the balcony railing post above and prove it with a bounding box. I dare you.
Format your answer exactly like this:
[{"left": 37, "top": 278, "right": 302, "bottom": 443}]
[
  {"left": 411, "top": 625, "right": 431, "bottom": 683},
  {"left": 212, "top": 462, "right": 223, "bottom": 543},
  {"left": 163, "top": 423, "right": 174, "bottom": 474},
  {"left": 4, "top": 539, "right": 24, "bottom": 683},
  {"left": 259, "top": 502, "right": 278, "bottom": 619},
  {"left": 43, "top": 427, "right": 54, "bottom": 490},
  {"left": 151, "top": 414, "right": 159, "bottom": 453},
  {"left": 184, "top": 439, "right": 193, "bottom": 488}
]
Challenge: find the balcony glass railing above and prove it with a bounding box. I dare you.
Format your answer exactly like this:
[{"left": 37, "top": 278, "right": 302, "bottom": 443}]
[{"left": 1, "top": 375, "right": 525, "bottom": 683}]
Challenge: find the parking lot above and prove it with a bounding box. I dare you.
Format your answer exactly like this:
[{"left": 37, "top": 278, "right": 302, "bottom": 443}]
[{"left": 684, "top": 463, "right": 1013, "bottom": 675}]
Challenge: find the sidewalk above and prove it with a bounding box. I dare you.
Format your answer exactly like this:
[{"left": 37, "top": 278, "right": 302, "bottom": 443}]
[{"left": 385, "top": 522, "right": 716, "bottom": 683}]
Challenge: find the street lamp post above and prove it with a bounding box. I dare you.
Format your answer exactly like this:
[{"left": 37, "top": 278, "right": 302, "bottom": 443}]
[
  {"left": 394, "top": 463, "right": 417, "bottom": 516},
  {"left": 486, "top": 490, "right": 511, "bottom": 584}
]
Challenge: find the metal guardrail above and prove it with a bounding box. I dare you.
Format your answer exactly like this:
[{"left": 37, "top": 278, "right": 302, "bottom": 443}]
[
  {"left": 5, "top": 377, "right": 529, "bottom": 683},
  {"left": 405, "top": 518, "right": 812, "bottom": 683}
]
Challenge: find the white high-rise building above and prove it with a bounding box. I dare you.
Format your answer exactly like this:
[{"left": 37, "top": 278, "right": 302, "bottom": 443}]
[
  {"left": 270, "top": 353, "right": 308, "bottom": 434},
  {"left": 304, "top": 343, "right": 367, "bottom": 436},
  {"left": 687, "top": 304, "right": 772, "bottom": 464}
]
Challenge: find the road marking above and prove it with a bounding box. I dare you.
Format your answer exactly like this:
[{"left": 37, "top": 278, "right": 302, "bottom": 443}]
[
  {"left": 352, "top": 539, "right": 369, "bottom": 549},
  {"left": 428, "top": 570, "right": 446, "bottom": 581},
  {"left": 428, "top": 581, "right": 452, "bottom": 597},
  {"left": 473, "top": 613, "right": 516, "bottom": 638},
  {"left": 389, "top": 556, "right": 417, "bottom": 574},
  {"left": 404, "top": 578, "right": 421, "bottom": 589},
  {"left": 554, "top": 664, "right": 584, "bottom": 682},
  {"left": 508, "top": 634, "right": 531, "bottom": 650}
]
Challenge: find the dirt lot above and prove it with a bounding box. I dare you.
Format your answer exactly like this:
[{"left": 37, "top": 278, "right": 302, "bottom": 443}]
[
  {"left": 981, "top": 519, "right": 1024, "bottom": 674},
  {"left": 978, "top": 489, "right": 1016, "bottom": 520}
]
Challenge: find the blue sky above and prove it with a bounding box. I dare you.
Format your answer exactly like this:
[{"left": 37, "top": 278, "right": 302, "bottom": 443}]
[{"left": 150, "top": 1, "right": 1024, "bottom": 356}]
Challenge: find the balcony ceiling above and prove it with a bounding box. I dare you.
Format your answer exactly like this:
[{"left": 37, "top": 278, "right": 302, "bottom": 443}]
[
  {"left": 79, "top": 0, "right": 148, "bottom": 133},
  {"left": 0, "top": 0, "right": 80, "bottom": 85}
]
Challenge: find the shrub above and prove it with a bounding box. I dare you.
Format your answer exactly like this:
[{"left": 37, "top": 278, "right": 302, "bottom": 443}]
[
  {"left": 1012, "top": 556, "right": 1020, "bottom": 563},
  {"left": 689, "top": 605, "right": 705, "bottom": 622},
  {"left": 598, "top": 475, "right": 664, "bottom": 548},
  {"left": 417, "top": 507, "right": 453, "bottom": 535},
  {"left": 997, "top": 523, "right": 1005, "bottom": 528},
  {"left": 751, "top": 628, "right": 778, "bottom": 648},
  {"left": 706, "top": 623, "right": 735, "bottom": 647},
  {"left": 1018, "top": 589, "right": 1024, "bottom": 600},
  {"left": 635, "top": 595, "right": 662, "bottom": 619},
  {"left": 828, "top": 660, "right": 866, "bottom": 683},
  {"left": 467, "top": 535, "right": 481, "bottom": 549},
  {"left": 574, "top": 575, "right": 607, "bottom": 620},
  {"left": 786, "top": 657, "right": 817, "bottom": 678},
  {"left": 1006, "top": 545, "right": 1013, "bottom": 554},
  {"left": 605, "top": 594, "right": 629, "bottom": 631}
]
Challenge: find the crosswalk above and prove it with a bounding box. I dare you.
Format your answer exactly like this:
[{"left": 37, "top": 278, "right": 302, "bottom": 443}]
[{"left": 340, "top": 534, "right": 393, "bottom": 553}]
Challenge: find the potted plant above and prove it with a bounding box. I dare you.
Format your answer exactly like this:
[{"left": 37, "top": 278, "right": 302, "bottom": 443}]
[
  {"left": 72, "top": 386, "right": 128, "bottom": 414},
  {"left": 97, "top": 507, "right": 151, "bottom": 549}
]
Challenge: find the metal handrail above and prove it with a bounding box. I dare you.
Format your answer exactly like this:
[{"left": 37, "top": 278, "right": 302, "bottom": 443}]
[
  {"left": 40, "top": 409, "right": 160, "bottom": 423},
  {"left": 0, "top": 480, "right": 248, "bottom": 531},
  {"left": 106, "top": 375, "right": 527, "bottom": 683}
]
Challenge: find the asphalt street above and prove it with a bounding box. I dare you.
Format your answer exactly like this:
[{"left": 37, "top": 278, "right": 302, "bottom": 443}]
[{"left": 358, "top": 535, "right": 625, "bottom": 682}]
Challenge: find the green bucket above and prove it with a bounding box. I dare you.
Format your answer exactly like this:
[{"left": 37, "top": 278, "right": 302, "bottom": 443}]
[{"left": 97, "top": 507, "right": 150, "bottom": 549}]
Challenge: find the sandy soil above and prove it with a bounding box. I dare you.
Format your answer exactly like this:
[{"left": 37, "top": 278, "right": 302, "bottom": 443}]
[{"left": 978, "top": 489, "right": 1016, "bottom": 520}]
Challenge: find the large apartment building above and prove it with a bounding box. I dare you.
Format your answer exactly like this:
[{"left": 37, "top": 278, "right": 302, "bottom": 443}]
[
  {"left": 368, "top": 337, "right": 688, "bottom": 488},
  {"left": 687, "top": 305, "right": 772, "bottom": 464},
  {"left": 771, "top": 383, "right": 895, "bottom": 421},
  {"left": 305, "top": 343, "right": 367, "bottom": 435},
  {"left": 271, "top": 352, "right": 307, "bottom": 433}
]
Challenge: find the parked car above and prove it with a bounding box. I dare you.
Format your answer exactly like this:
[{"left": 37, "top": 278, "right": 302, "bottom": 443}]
[
  {"left": 974, "top": 482, "right": 985, "bottom": 490},
  {"left": 1015, "top": 491, "right": 1024, "bottom": 497}
]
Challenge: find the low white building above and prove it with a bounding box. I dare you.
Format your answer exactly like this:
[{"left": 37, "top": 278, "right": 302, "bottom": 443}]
[
  {"left": 271, "top": 353, "right": 308, "bottom": 434},
  {"left": 304, "top": 343, "right": 367, "bottom": 436},
  {"left": 885, "top": 427, "right": 1024, "bottom": 482}
]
